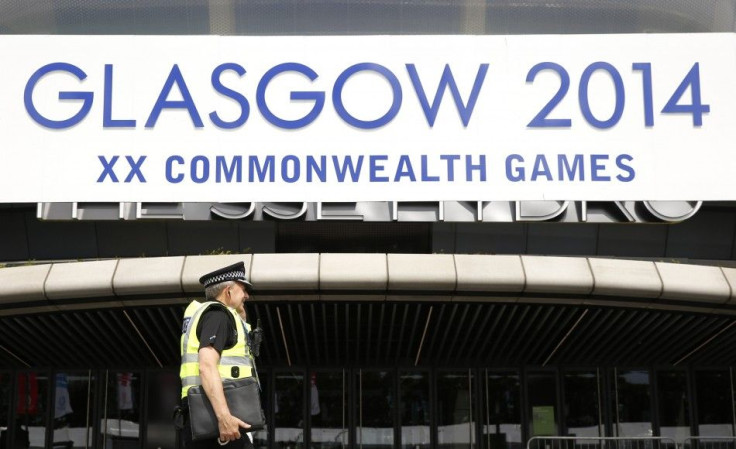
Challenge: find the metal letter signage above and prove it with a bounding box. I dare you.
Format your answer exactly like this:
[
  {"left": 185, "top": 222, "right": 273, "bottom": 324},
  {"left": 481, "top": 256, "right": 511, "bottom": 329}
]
[
  {"left": 40, "top": 201, "right": 701, "bottom": 223},
  {"left": 2, "top": 34, "right": 736, "bottom": 203}
]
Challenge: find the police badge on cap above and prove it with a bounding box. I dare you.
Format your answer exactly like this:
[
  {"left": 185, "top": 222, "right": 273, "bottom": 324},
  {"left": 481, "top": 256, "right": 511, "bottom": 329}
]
[{"left": 199, "top": 261, "right": 253, "bottom": 290}]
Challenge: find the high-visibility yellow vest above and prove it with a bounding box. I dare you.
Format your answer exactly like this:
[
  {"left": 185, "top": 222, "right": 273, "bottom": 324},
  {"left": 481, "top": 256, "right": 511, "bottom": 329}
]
[{"left": 180, "top": 300, "right": 254, "bottom": 398}]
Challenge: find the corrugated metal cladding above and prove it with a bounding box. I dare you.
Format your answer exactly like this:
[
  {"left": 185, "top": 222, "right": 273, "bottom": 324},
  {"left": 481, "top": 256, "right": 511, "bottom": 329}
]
[
  {"left": 2, "top": 302, "right": 736, "bottom": 369},
  {"left": 0, "top": 0, "right": 733, "bottom": 35}
]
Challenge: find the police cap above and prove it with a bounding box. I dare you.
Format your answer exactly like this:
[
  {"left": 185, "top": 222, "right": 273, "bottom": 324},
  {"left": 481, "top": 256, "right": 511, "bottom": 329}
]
[{"left": 198, "top": 261, "right": 253, "bottom": 290}]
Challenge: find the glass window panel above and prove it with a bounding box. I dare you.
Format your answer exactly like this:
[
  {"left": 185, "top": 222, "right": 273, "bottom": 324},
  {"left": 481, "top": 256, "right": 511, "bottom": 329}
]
[
  {"left": 527, "top": 372, "right": 558, "bottom": 437},
  {"left": 101, "top": 371, "right": 142, "bottom": 449},
  {"left": 612, "top": 369, "right": 652, "bottom": 437},
  {"left": 310, "top": 371, "right": 347, "bottom": 449},
  {"left": 16, "top": 371, "right": 49, "bottom": 449},
  {"left": 1, "top": 1, "right": 732, "bottom": 36},
  {"left": 563, "top": 371, "right": 601, "bottom": 437},
  {"left": 696, "top": 370, "right": 733, "bottom": 437},
  {"left": 357, "top": 370, "right": 394, "bottom": 449},
  {"left": 483, "top": 371, "right": 521, "bottom": 449},
  {"left": 0, "top": 373, "right": 11, "bottom": 448},
  {"left": 53, "top": 372, "right": 96, "bottom": 449},
  {"left": 274, "top": 371, "right": 304, "bottom": 449},
  {"left": 437, "top": 370, "right": 477, "bottom": 449},
  {"left": 657, "top": 371, "right": 691, "bottom": 442},
  {"left": 49, "top": 0, "right": 210, "bottom": 35},
  {"left": 399, "top": 371, "right": 430, "bottom": 449},
  {"left": 253, "top": 372, "right": 269, "bottom": 449},
  {"left": 144, "top": 371, "right": 178, "bottom": 449}
]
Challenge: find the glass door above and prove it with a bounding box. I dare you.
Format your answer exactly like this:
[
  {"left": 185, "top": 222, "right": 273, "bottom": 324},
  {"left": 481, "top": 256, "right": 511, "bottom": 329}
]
[
  {"left": 0, "top": 372, "right": 11, "bottom": 449},
  {"left": 657, "top": 370, "right": 691, "bottom": 443},
  {"left": 53, "top": 371, "right": 96, "bottom": 449},
  {"left": 16, "top": 371, "right": 49, "bottom": 449},
  {"left": 100, "top": 371, "right": 142, "bottom": 449},
  {"left": 437, "top": 370, "right": 477, "bottom": 449},
  {"left": 253, "top": 371, "right": 269, "bottom": 449},
  {"left": 483, "top": 371, "right": 521, "bottom": 449},
  {"left": 274, "top": 371, "right": 305, "bottom": 449},
  {"left": 356, "top": 370, "right": 394, "bottom": 449},
  {"left": 144, "top": 370, "right": 178, "bottom": 449},
  {"left": 399, "top": 371, "right": 430, "bottom": 449},
  {"left": 527, "top": 371, "right": 558, "bottom": 438},
  {"left": 562, "top": 370, "right": 601, "bottom": 437},
  {"left": 611, "top": 369, "right": 652, "bottom": 438},
  {"left": 310, "top": 371, "right": 348, "bottom": 449},
  {"left": 695, "top": 370, "right": 733, "bottom": 437}
]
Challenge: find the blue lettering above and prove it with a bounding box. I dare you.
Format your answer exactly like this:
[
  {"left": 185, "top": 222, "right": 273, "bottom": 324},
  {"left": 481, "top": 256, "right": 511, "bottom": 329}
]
[
  {"left": 406, "top": 63, "right": 488, "bottom": 127},
  {"left": 97, "top": 156, "right": 119, "bottom": 183},
  {"left": 103, "top": 64, "right": 136, "bottom": 128},
  {"left": 531, "top": 155, "right": 552, "bottom": 181},
  {"left": 306, "top": 156, "right": 326, "bottom": 182},
  {"left": 466, "top": 155, "right": 486, "bottom": 181},
  {"left": 191, "top": 155, "right": 209, "bottom": 183},
  {"left": 421, "top": 155, "right": 440, "bottom": 182},
  {"left": 591, "top": 154, "right": 610, "bottom": 181},
  {"left": 124, "top": 156, "right": 146, "bottom": 183},
  {"left": 440, "top": 155, "right": 460, "bottom": 181},
  {"left": 616, "top": 154, "right": 635, "bottom": 182},
  {"left": 282, "top": 155, "right": 300, "bottom": 183},
  {"left": 210, "top": 63, "right": 249, "bottom": 129},
  {"left": 633, "top": 63, "right": 654, "bottom": 127},
  {"left": 394, "top": 155, "right": 416, "bottom": 182},
  {"left": 249, "top": 156, "right": 275, "bottom": 182},
  {"left": 558, "top": 154, "right": 584, "bottom": 181},
  {"left": 145, "top": 64, "right": 203, "bottom": 128},
  {"left": 216, "top": 156, "right": 242, "bottom": 182},
  {"left": 333, "top": 156, "right": 364, "bottom": 182},
  {"left": 256, "top": 63, "right": 325, "bottom": 129},
  {"left": 333, "top": 63, "right": 402, "bottom": 129},
  {"left": 370, "top": 155, "right": 389, "bottom": 182},
  {"left": 25, "top": 62, "right": 93, "bottom": 129},
  {"left": 506, "top": 154, "right": 524, "bottom": 182},
  {"left": 661, "top": 63, "right": 710, "bottom": 127},
  {"left": 166, "top": 156, "right": 184, "bottom": 183},
  {"left": 579, "top": 62, "right": 625, "bottom": 129},
  {"left": 526, "top": 63, "right": 572, "bottom": 128}
]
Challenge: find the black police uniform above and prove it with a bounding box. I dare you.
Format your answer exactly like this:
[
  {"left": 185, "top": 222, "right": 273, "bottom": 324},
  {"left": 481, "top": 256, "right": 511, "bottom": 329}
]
[{"left": 180, "top": 307, "right": 254, "bottom": 449}]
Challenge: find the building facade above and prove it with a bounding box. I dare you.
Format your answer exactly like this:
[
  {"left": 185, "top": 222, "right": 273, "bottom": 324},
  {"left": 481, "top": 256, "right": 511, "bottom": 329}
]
[{"left": 2, "top": 2, "right": 736, "bottom": 449}]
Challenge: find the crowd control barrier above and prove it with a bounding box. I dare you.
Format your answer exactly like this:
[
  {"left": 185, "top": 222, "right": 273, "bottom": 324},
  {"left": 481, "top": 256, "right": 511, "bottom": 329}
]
[
  {"left": 682, "top": 437, "right": 736, "bottom": 449},
  {"left": 528, "top": 436, "right": 679, "bottom": 449}
]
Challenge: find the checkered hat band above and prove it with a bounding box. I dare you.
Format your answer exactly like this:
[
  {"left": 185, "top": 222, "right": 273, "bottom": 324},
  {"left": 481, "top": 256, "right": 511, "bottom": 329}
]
[{"left": 204, "top": 270, "right": 245, "bottom": 287}]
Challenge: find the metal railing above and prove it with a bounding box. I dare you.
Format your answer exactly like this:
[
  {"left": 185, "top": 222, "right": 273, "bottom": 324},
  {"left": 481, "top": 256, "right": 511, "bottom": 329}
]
[
  {"left": 683, "top": 437, "right": 736, "bottom": 449},
  {"left": 528, "top": 436, "right": 679, "bottom": 449}
]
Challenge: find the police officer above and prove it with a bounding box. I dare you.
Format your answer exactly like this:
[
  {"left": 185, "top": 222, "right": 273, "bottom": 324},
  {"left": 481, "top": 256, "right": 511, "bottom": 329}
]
[{"left": 179, "top": 262, "right": 258, "bottom": 449}]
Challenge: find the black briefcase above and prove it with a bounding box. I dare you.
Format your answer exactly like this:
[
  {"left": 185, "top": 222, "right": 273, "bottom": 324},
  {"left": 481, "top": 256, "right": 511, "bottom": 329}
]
[{"left": 187, "top": 377, "right": 266, "bottom": 440}]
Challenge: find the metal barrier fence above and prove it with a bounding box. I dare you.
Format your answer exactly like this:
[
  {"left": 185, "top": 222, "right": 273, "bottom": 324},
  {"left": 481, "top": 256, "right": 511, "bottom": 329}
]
[
  {"left": 527, "top": 437, "right": 680, "bottom": 449},
  {"left": 683, "top": 437, "right": 736, "bottom": 449}
]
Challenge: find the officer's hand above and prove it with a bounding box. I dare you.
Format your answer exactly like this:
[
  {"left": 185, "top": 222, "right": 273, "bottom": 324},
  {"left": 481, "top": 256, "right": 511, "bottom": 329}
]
[
  {"left": 235, "top": 303, "right": 246, "bottom": 321},
  {"left": 218, "top": 414, "right": 251, "bottom": 443}
]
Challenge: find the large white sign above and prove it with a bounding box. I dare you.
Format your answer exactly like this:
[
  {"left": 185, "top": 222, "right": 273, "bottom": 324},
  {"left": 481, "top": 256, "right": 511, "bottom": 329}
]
[{"left": 1, "top": 34, "right": 734, "bottom": 202}]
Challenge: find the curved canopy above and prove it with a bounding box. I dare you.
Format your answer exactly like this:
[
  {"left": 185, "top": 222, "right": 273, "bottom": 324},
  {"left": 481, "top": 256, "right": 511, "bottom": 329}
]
[{"left": 1, "top": 254, "right": 736, "bottom": 369}]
